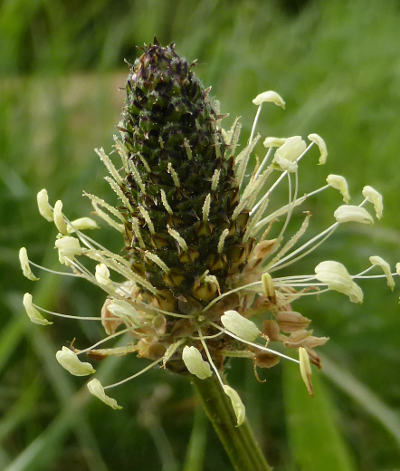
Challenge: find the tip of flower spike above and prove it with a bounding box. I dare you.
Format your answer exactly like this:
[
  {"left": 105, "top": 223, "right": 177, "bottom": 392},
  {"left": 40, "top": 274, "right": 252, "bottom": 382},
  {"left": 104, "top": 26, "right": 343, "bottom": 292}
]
[
  {"left": 87, "top": 378, "right": 122, "bottom": 410},
  {"left": 19, "top": 247, "right": 39, "bottom": 281},
  {"left": 252, "top": 90, "right": 286, "bottom": 109}
]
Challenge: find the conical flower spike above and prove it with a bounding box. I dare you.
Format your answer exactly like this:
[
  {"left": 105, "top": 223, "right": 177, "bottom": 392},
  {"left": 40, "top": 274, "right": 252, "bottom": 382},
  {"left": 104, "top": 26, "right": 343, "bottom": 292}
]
[{"left": 119, "top": 42, "right": 252, "bottom": 303}]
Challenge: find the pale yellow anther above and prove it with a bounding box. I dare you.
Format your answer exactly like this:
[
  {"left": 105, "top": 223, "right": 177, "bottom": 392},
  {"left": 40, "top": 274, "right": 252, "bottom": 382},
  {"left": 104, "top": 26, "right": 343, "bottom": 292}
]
[
  {"left": 315, "top": 260, "right": 363, "bottom": 303},
  {"left": 223, "top": 385, "right": 246, "bottom": 427},
  {"left": 369, "top": 256, "right": 395, "bottom": 291},
  {"left": 37, "top": 189, "right": 54, "bottom": 221},
  {"left": 67, "top": 217, "right": 99, "bottom": 233},
  {"left": 396, "top": 263, "right": 400, "bottom": 276},
  {"left": 327, "top": 175, "right": 350, "bottom": 203},
  {"left": 23, "top": 293, "right": 52, "bottom": 325},
  {"left": 262, "top": 272, "right": 275, "bottom": 298},
  {"left": 56, "top": 346, "right": 96, "bottom": 376},
  {"left": 108, "top": 299, "right": 140, "bottom": 325},
  {"left": 252, "top": 90, "right": 286, "bottom": 109},
  {"left": 273, "top": 136, "right": 307, "bottom": 173},
  {"left": 362, "top": 185, "right": 383, "bottom": 219},
  {"left": 54, "top": 200, "right": 68, "bottom": 234},
  {"left": 182, "top": 346, "right": 212, "bottom": 379},
  {"left": 55, "top": 236, "right": 82, "bottom": 265},
  {"left": 95, "top": 263, "right": 112, "bottom": 286},
  {"left": 19, "top": 247, "right": 39, "bottom": 281},
  {"left": 87, "top": 378, "right": 122, "bottom": 410},
  {"left": 308, "top": 133, "right": 327, "bottom": 165},
  {"left": 334, "top": 205, "right": 373, "bottom": 225},
  {"left": 299, "top": 347, "right": 313, "bottom": 396},
  {"left": 221, "top": 310, "right": 260, "bottom": 342},
  {"left": 263, "top": 137, "right": 286, "bottom": 148}
]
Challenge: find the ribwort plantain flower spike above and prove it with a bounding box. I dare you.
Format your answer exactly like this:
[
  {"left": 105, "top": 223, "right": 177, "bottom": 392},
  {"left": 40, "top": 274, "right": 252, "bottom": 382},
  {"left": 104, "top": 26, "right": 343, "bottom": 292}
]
[{"left": 20, "top": 41, "right": 399, "bottom": 428}]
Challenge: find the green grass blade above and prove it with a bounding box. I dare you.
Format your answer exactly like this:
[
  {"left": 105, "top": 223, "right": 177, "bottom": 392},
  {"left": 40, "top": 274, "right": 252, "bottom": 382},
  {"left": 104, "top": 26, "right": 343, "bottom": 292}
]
[
  {"left": 283, "top": 362, "right": 356, "bottom": 471},
  {"left": 183, "top": 405, "right": 207, "bottom": 471},
  {"left": 321, "top": 354, "right": 400, "bottom": 447}
]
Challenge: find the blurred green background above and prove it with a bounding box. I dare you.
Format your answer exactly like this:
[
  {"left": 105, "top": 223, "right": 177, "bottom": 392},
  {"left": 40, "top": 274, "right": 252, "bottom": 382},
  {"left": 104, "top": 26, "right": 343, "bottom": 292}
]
[{"left": 1, "top": 0, "right": 400, "bottom": 469}]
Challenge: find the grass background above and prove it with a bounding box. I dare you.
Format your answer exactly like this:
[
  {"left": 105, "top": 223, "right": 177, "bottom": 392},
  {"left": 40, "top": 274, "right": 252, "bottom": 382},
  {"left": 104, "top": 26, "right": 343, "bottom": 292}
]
[{"left": 1, "top": 0, "right": 400, "bottom": 469}]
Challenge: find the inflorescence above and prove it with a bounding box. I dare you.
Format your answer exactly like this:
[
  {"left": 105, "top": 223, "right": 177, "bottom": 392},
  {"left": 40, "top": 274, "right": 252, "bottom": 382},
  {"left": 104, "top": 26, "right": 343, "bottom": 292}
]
[{"left": 20, "top": 42, "right": 399, "bottom": 425}]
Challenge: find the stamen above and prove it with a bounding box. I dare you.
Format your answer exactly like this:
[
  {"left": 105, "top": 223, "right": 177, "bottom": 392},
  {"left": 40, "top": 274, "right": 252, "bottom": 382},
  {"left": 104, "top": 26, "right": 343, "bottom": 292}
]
[
  {"left": 249, "top": 105, "right": 262, "bottom": 144},
  {"left": 253, "top": 148, "right": 273, "bottom": 181},
  {"left": 29, "top": 260, "right": 83, "bottom": 278},
  {"left": 269, "top": 170, "right": 297, "bottom": 255},
  {"left": 33, "top": 304, "right": 103, "bottom": 321},
  {"left": 254, "top": 184, "right": 329, "bottom": 232},
  {"left": 201, "top": 280, "right": 262, "bottom": 314},
  {"left": 269, "top": 222, "right": 339, "bottom": 272},
  {"left": 267, "top": 212, "right": 311, "bottom": 268},
  {"left": 251, "top": 142, "right": 314, "bottom": 215},
  {"left": 196, "top": 326, "right": 224, "bottom": 387},
  {"left": 210, "top": 322, "right": 299, "bottom": 364},
  {"left": 77, "top": 328, "right": 131, "bottom": 355},
  {"left": 104, "top": 358, "right": 163, "bottom": 390}
]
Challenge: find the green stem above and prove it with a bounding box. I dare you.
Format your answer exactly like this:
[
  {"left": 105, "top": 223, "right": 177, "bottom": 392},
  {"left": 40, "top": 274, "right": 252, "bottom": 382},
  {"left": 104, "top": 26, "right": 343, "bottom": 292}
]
[{"left": 192, "top": 375, "right": 272, "bottom": 471}]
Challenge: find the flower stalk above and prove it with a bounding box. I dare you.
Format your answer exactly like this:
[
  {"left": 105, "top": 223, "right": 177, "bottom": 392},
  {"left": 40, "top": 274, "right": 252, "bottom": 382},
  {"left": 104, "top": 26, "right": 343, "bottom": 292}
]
[{"left": 192, "top": 375, "right": 272, "bottom": 471}]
